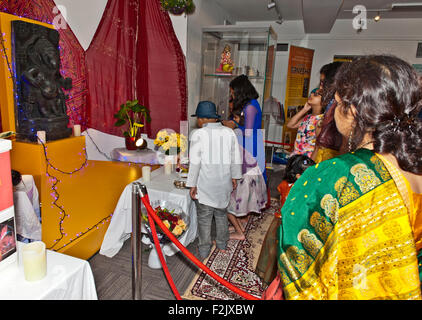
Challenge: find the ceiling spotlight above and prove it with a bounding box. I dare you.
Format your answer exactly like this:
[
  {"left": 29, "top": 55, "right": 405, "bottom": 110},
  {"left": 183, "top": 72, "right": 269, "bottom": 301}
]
[
  {"left": 267, "top": 1, "right": 276, "bottom": 9},
  {"left": 374, "top": 12, "right": 381, "bottom": 22}
]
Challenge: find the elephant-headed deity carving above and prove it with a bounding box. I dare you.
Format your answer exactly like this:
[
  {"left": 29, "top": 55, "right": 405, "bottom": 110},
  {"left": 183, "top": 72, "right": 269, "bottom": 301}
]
[{"left": 13, "top": 21, "right": 72, "bottom": 120}]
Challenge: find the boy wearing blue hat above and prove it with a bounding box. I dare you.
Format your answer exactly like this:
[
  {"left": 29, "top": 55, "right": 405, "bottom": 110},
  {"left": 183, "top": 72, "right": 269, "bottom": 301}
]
[{"left": 187, "top": 101, "right": 242, "bottom": 259}]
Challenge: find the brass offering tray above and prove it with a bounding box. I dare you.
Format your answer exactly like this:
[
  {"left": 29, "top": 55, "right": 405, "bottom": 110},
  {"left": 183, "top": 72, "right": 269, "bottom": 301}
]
[{"left": 173, "top": 179, "right": 189, "bottom": 189}]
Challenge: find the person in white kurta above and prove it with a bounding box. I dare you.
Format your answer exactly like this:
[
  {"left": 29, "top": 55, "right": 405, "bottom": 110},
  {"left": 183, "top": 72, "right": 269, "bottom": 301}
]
[{"left": 186, "top": 101, "right": 242, "bottom": 259}]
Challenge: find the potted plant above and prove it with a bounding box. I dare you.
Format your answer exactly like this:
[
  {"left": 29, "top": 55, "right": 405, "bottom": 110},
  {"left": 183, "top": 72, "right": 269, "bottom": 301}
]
[
  {"left": 113, "top": 100, "right": 151, "bottom": 150},
  {"left": 160, "top": 0, "right": 195, "bottom": 15}
]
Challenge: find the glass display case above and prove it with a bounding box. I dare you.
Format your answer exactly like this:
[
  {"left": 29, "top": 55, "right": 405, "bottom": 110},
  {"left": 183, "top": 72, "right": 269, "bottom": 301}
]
[{"left": 200, "top": 25, "right": 277, "bottom": 121}]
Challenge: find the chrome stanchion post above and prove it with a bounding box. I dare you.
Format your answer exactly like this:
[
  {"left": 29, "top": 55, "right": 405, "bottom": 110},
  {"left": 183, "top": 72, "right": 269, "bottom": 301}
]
[{"left": 131, "top": 182, "right": 143, "bottom": 300}]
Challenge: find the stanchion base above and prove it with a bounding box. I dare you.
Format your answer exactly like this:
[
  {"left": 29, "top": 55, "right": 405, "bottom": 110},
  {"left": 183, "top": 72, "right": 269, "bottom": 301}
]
[{"left": 148, "top": 246, "right": 166, "bottom": 269}]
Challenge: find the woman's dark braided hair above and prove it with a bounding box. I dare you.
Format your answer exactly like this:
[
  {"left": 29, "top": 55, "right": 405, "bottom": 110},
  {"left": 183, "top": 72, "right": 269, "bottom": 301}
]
[{"left": 334, "top": 55, "right": 422, "bottom": 174}]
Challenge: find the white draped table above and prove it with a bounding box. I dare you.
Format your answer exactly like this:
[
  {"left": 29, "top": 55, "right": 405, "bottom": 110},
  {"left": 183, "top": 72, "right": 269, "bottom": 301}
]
[
  {"left": 0, "top": 242, "right": 97, "bottom": 300},
  {"left": 110, "top": 148, "right": 160, "bottom": 165},
  {"left": 100, "top": 166, "right": 197, "bottom": 259}
]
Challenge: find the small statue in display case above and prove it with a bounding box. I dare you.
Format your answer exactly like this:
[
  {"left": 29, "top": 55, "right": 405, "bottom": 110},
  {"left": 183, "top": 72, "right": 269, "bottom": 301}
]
[{"left": 216, "top": 44, "right": 234, "bottom": 73}]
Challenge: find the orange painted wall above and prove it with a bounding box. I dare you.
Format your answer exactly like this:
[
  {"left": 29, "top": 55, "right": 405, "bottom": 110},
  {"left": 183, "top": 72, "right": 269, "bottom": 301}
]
[{"left": 10, "top": 136, "right": 157, "bottom": 259}]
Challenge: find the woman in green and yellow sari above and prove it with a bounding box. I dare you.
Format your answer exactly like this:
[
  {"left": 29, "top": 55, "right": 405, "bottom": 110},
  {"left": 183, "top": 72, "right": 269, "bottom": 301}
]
[{"left": 277, "top": 55, "right": 422, "bottom": 300}]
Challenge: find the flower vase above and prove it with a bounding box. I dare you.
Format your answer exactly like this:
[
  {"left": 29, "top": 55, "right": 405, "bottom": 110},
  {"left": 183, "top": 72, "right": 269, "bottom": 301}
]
[
  {"left": 164, "top": 154, "right": 178, "bottom": 174},
  {"left": 148, "top": 244, "right": 166, "bottom": 269},
  {"left": 125, "top": 136, "right": 137, "bottom": 150}
]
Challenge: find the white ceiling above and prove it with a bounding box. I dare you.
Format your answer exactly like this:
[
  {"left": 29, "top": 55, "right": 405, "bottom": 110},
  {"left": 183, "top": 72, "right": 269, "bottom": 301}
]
[{"left": 213, "top": 0, "right": 422, "bottom": 33}]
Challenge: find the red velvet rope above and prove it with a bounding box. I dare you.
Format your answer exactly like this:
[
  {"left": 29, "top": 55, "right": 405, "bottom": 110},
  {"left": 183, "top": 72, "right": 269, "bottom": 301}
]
[
  {"left": 264, "top": 140, "right": 294, "bottom": 147},
  {"left": 140, "top": 195, "right": 260, "bottom": 300}
]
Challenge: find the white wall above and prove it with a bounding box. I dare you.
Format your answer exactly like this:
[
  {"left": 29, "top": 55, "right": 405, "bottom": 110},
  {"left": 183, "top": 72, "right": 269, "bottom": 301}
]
[
  {"left": 169, "top": 14, "right": 188, "bottom": 56},
  {"left": 53, "top": 0, "right": 108, "bottom": 50}
]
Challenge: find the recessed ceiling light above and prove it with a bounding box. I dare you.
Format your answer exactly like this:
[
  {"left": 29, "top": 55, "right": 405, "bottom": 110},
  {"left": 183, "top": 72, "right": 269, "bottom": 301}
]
[
  {"left": 374, "top": 12, "right": 381, "bottom": 21},
  {"left": 267, "top": 2, "right": 276, "bottom": 9}
]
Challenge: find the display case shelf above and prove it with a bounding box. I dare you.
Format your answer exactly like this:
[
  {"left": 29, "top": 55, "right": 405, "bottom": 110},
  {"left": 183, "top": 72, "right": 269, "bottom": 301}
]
[
  {"left": 200, "top": 25, "right": 277, "bottom": 121},
  {"left": 204, "top": 73, "right": 265, "bottom": 80}
]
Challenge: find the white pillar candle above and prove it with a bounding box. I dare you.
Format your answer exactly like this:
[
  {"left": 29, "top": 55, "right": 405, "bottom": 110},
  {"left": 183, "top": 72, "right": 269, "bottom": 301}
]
[
  {"left": 73, "top": 124, "right": 81, "bottom": 137},
  {"left": 142, "top": 166, "right": 151, "bottom": 182},
  {"left": 22, "top": 241, "right": 47, "bottom": 282},
  {"left": 36, "top": 131, "right": 46, "bottom": 145},
  {"left": 164, "top": 161, "right": 172, "bottom": 175}
]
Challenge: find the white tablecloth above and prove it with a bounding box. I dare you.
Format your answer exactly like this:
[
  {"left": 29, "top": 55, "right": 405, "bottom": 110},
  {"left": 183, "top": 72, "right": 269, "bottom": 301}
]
[
  {"left": 100, "top": 166, "right": 197, "bottom": 258},
  {"left": 110, "top": 148, "right": 160, "bottom": 165},
  {"left": 0, "top": 242, "right": 97, "bottom": 300},
  {"left": 82, "top": 128, "right": 156, "bottom": 162}
]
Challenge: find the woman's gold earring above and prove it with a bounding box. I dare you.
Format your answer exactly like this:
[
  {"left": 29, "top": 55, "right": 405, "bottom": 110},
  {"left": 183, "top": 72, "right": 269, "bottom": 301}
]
[{"left": 348, "top": 129, "right": 353, "bottom": 152}]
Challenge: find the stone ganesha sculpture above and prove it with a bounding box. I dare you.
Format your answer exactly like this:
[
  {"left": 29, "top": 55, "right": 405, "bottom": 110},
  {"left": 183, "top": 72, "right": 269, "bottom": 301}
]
[{"left": 12, "top": 20, "right": 73, "bottom": 141}]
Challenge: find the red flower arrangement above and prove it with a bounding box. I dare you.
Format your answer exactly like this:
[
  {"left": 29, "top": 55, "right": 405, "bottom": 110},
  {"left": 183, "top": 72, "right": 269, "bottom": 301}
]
[
  {"left": 143, "top": 205, "right": 188, "bottom": 244},
  {"left": 155, "top": 206, "right": 187, "bottom": 237}
]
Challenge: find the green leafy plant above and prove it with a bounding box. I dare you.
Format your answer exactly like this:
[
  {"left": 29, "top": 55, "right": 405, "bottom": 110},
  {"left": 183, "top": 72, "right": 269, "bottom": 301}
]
[
  {"left": 113, "top": 100, "right": 151, "bottom": 138},
  {"left": 160, "top": 0, "right": 195, "bottom": 15}
]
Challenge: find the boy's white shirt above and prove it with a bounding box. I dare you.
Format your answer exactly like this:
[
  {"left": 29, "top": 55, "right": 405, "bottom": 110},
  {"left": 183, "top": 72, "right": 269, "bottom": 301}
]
[{"left": 186, "top": 122, "right": 243, "bottom": 209}]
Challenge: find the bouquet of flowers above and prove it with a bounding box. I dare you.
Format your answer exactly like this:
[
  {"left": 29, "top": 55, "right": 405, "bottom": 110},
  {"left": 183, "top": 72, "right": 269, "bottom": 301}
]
[
  {"left": 142, "top": 201, "right": 188, "bottom": 244},
  {"left": 153, "top": 129, "right": 187, "bottom": 156}
]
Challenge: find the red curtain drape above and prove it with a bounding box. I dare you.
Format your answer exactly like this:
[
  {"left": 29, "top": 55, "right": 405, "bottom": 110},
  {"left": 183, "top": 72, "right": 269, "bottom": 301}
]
[
  {"left": 141, "top": 0, "right": 187, "bottom": 137},
  {"left": 86, "top": 0, "right": 187, "bottom": 138},
  {"left": 85, "top": 0, "right": 140, "bottom": 137},
  {"left": 0, "top": 0, "right": 88, "bottom": 130}
]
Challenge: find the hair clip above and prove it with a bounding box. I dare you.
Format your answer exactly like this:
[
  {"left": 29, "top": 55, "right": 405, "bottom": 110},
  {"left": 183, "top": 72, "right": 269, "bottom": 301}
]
[
  {"left": 392, "top": 115, "right": 401, "bottom": 132},
  {"left": 392, "top": 114, "right": 416, "bottom": 132}
]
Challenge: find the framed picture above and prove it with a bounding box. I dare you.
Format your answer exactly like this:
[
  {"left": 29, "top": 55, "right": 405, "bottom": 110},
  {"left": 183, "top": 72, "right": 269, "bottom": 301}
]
[
  {"left": 0, "top": 208, "right": 17, "bottom": 270},
  {"left": 287, "top": 105, "right": 301, "bottom": 120}
]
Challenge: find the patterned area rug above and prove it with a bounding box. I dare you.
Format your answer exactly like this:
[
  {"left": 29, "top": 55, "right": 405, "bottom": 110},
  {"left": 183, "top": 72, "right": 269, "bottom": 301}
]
[{"left": 182, "top": 199, "right": 278, "bottom": 300}]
